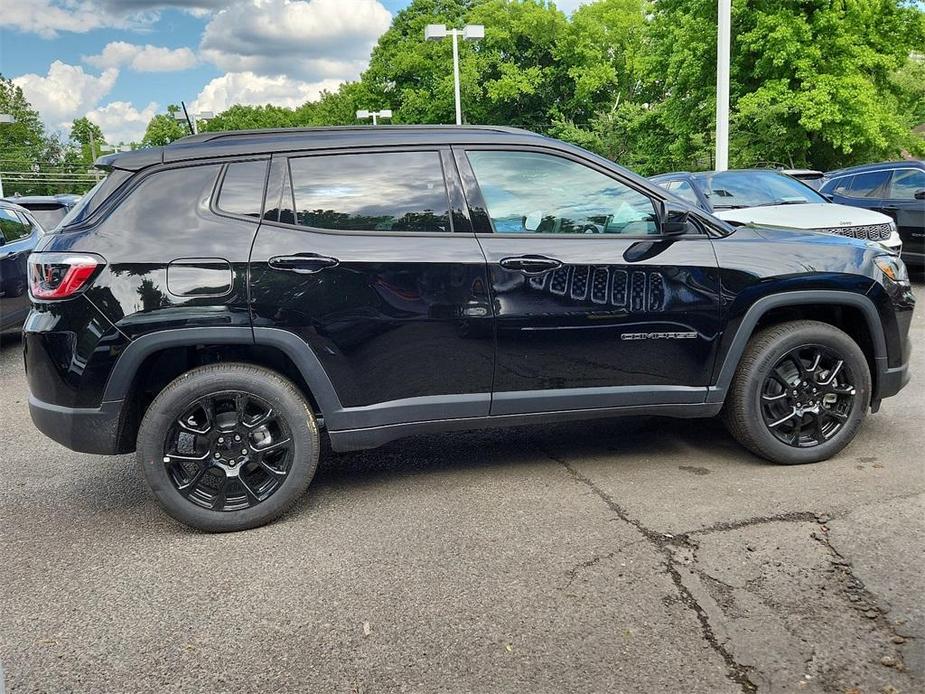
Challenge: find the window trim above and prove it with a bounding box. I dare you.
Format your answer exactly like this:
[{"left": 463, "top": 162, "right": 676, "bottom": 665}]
[
  {"left": 264, "top": 145, "right": 459, "bottom": 237},
  {"left": 455, "top": 144, "right": 707, "bottom": 240}
]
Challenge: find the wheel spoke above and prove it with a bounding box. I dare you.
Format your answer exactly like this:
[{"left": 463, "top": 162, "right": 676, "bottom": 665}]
[
  {"left": 768, "top": 410, "right": 797, "bottom": 428},
  {"left": 789, "top": 353, "right": 808, "bottom": 379},
  {"left": 176, "top": 465, "right": 209, "bottom": 496},
  {"left": 254, "top": 437, "right": 291, "bottom": 455},
  {"left": 810, "top": 413, "right": 826, "bottom": 443},
  {"left": 211, "top": 473, "right": 229, "bottom": 511},
  {"left": 244, "top": 407, "right": 274, "bottom": 429},
  {"left": 790, "top": 416, "right": 803, "bottom": 445},
  {"left": 259, "top": 460, "right": 287, "bottom": 477},
  {"left": 822, "top": 360, "right": 844, "bottom": 386},
  {"left": 165, "top": 450, "right": 210, "bottom": 463},
  {"left": 808, "top": 351, "right": 822, "bottom": 375},
  {"left": 238, "top": 475, "right": 262, "bottom": 505},
  {"left": 761, "top": 391, "right": 789, "bottom": 402},
  {"left": 821, "top": 408, "right": 848, "bottom": 423},
  {"left": 771, "top": 369, "right": 793, "bottom": 389}
]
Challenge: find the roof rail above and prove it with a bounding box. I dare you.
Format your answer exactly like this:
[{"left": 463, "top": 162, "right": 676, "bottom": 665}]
[{"left": 171, "top": 124, "right": 541, "bottom": 145}]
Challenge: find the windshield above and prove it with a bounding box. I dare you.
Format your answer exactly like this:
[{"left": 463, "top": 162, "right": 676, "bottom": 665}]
[
  {"left": 693, "top": 170, "right": 827, "bottom": 209},
  {"left": 25, "top": 205, "right": 68, "bottom": 230}
]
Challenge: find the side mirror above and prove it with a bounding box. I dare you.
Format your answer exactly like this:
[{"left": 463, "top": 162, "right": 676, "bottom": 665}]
[
  {"left": 914, "top": 189, "right": 925, "bottom": 201},
  {"left": 660, "top": 202, "right": 692, "bottom": 236}
]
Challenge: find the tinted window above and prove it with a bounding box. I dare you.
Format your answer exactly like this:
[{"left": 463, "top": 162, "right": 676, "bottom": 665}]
[
  {"left": 217, "top": 160, "right": 268, "bottom": 217},
  {"left": 467, "top": 150, "right": 658, "bottom": 235},
  {"left": 888, "top": 168, "right": 925, "bottom": 200},
  {"left": 845, "top": 170, "right": 890, "bottom": 198},
  {"left": 289, "top": 152, "right": 450, "bottom": 232},
  {"left": 692, "top": 170, "right": 826, "bottom": 209},
  {"left": 0, "top": 208, "right": 30, "bottom": 242}
]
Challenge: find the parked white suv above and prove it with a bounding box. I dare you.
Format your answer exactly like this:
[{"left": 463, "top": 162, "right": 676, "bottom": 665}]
[{"left": 650, "top": 169, "right": 902, "bottom": 253}]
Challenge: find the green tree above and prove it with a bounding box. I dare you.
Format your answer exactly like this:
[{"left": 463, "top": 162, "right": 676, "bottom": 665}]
[
  {"left": 69, "top": 116, "right": 105, "bottom": 164},
  {"left": 141, "top": 105, "right": 188, "bottom": 146},
  {"left": 201, "top": 104, "right": 295, "bottom": 132}
]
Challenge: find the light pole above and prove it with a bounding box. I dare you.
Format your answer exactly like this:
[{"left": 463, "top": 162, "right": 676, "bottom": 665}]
[
  {"left": 174, "top": 107, "right": 213, "bottom": 135},
  {"left": 0, "top": 113, "right": 16, "bottom": 198},
  {"left": 356, "top": 109, "right": 392, "bottom": 125},
  {"left": 425, "top": 23, "right": 484, "bottom": 125},
  {"left": 715, "top": 0, "right": 731, "bottom": 171}
]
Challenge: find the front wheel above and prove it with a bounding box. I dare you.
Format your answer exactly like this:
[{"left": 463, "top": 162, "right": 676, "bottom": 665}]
[
  {"left": 723, "top": 320, "right": 871, "bottom": 464},
  {"left": 137, "top": 363, "right": 319, "bottom": 532}
]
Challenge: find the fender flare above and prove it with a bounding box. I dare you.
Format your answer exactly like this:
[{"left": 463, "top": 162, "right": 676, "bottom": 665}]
[
  {"left": 705, "top": 290, "right": 887, "bottom": 404},
  {"left": 101, "top": 326, "right": 344, "bottom": 420}
]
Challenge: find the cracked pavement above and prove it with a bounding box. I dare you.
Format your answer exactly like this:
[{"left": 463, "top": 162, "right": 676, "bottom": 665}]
[{"left": 1, "top": 279, "right": 922, "bottom": 693}]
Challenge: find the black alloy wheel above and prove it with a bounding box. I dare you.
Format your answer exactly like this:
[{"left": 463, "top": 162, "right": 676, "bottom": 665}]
[
  {"left": 760, "top": 345, "right": 857, "bottom": 448},
  {"left": 164, "top": 391, "right": 293, "bottom": 511}
]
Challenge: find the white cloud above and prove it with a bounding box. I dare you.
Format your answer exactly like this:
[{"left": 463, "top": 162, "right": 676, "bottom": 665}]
[
  {"left": 0, "top": 0, "right": 152, "bottom": 38},
  {"left": 191, "top": 72, "right": 344, "bottom": 113},
  {"left": 200, "top": 0, "right": 391, "bottom": 83},
  {"left": 86, "top": 101, "right": 160, "bottom": 144},
  {"left": 13, "top": 62, "right": 119, "bottom": 131},
  {"left": 84, "top": 41, "right": 198, "bottom": 72}
]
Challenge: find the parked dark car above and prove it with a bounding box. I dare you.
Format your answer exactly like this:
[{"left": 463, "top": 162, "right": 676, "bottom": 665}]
[
  {"left": 819, "top": 160, "right": 925, "bottom": 267},
  {"left": 4, "top": 194, "right": 81, "bottom": 232},
  {"left": 1, "top": 199, "right": 44, "bottom": 332},
  {"left": 24, "top": 126, "right": 914, "bottom": 531}
]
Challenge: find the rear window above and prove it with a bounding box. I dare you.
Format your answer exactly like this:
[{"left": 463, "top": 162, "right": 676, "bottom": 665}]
[
  {"left": 288, "top": 151, "right": 451, "bottom": 233},
  {"left": 23, "top": 205, "right": 68, "bottom": 230},
  {"left": 58, "top": 169, "right": 132, "bottom": 230},
  {"left": 216, "top": 160, "right": 268, "bottom": 218}
]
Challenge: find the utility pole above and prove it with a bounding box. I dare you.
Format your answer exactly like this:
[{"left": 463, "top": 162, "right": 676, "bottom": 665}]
[
  {"left": 356, "top": 109, "right": 392, "bottom": 125},
  {"left": 715, "top": 0, "right": 731, "bottom": 171}
]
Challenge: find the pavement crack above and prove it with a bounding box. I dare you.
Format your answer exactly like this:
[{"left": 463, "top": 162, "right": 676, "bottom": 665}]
[
  {"left": 543, "top": 448, "right": 757, "bottom": 693},
  {"left": 686, "top": 512, "right": 820, "bottom": 536}
]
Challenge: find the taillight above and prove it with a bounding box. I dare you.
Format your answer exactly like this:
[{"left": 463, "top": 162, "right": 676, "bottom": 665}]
[{"left": 28, "top": 252, "right": 105, "bottom": 300}]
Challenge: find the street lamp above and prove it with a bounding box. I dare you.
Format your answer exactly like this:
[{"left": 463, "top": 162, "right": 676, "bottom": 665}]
[
  {"left": 356, "top": 109, "right": 392, "bottom": 126},
  {"left": 173, "top": 108, "right": 213, "bottom": 135},
  {"left": 715, "top": 0, "right": 731, "bottom": 171},
  {"left": 425, "top": 23, "right": 484, "bottom": 125},
  {"left": 0, "top": 113, "right": 16, "bottom": 198}
]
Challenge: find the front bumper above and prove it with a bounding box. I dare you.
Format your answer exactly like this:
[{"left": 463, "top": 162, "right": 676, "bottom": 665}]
[
  {"left": 875, "top": 360, "right": 911, "bottom": 401},
  {"left": 29, "top": 395, "right": 126, "bottom": 454}
]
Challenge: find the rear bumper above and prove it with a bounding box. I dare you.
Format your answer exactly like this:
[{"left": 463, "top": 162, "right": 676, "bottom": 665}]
[{"left": 29, "top": 395, "right": 126, "bottom": 455}]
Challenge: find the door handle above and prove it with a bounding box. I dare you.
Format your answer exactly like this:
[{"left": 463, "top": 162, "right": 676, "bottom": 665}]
[
  {"left": 499, "top": 255, "right": 563, "bottom": 275},
  {"left": 268, "top": 254, "right": 339, "bottom": 274}
]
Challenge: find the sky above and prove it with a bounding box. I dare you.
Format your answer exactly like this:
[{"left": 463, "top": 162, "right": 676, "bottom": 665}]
[{"left": 0, "top": 0, "right": 588, "bottom": 145}]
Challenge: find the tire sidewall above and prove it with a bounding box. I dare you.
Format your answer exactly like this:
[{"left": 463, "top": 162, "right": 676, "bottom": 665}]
[
  {"left": 137, "top": 365, "right": 318, "bottom": 532},
  {"left": 739, "top": 326, "right": 871, "bottom": 464}
]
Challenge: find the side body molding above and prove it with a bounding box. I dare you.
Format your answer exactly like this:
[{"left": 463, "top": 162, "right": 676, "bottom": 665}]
[{"left": 706, "top": 290, "right": 887, "bottom": 404}]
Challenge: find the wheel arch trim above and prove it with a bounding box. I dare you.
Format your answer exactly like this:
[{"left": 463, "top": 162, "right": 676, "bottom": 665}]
[{"left": 706, "top": 290, "right": 887, "bottom": 404}]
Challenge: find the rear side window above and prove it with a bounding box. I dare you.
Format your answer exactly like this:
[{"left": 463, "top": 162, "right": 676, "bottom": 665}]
[
  {"left": 0, "top": 208, "right": 31, "bottom": 242},
  {"left": 217, "top": 160, "right": 268, "bottom": 218},
  {"left": 845, "top": 171, "right": 890, "bottom": 198},
  {"left": 888, "top": 168, "right": 925, "bottom": 200},
  {"left": 668, "top": 180, "right": 701, "bottom": 205},
  {"left": 288, "top": 152, "right": 451, "bottom": 233}
]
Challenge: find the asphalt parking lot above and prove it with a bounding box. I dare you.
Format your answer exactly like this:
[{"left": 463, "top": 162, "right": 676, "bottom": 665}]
[{"left": 0, "top": 282, "right": 922, "bottom": 694}]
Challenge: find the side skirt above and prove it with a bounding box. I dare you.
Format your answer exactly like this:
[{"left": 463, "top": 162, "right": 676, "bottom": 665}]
[{"left": 326, "top": 402, "right": 723, "bottom": 452}]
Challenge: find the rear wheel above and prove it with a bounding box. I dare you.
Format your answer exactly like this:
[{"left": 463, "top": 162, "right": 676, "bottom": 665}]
[
  {"left": 137, "top": 363, "right": 319, "bottom": 531},
  {"left": 723, "top": 320, "right": 871, "bottom": 464}
]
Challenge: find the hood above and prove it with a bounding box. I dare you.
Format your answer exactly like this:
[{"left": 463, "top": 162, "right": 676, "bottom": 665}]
[{"left": 713, "top": 203, "right": 892, "bottom": 229}]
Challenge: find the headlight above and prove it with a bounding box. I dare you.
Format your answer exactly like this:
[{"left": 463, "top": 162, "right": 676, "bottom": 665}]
[{"left": 874, "top": 254, "right": 909, "bottom": 285}]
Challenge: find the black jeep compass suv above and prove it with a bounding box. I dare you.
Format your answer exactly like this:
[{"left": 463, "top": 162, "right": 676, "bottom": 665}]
[{"left": 24, "top": 126, "right": 914, "bottom": 532}]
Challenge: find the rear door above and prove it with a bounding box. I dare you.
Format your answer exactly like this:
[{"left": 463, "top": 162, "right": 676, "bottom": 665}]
[
  {"left": 826, "top": 170, "right": 891, "bottom": 214},
  {"left": 248, "top": 148, "right": 494, "bottom": 431},
  {"left": 455, "top": 146, "right": 722, "bottom": 416}
]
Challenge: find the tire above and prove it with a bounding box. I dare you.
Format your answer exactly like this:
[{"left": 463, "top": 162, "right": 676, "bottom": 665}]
[
  {"left": 136, "top": 363, "right": 319, "bottom": 532},
  {"left": 723, "top": 320, "right": 871, "bottom": 465}
]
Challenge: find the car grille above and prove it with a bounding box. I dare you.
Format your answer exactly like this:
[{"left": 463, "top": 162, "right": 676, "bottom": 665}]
[{"left": 815, "top": 223, "right": 893, "bottom": 242}]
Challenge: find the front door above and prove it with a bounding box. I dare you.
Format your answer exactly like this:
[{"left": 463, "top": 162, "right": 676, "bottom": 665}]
[
  {"left": 249, "top": 149, "right": 494, "bottom": 431},
  {"left": 455, "top": 147, "right": 722, "bottom": 415},
  {"left": 881, "top": 167, "right": 925, "bottom": 263},
  {"left": 0, "top": 208, "right": 37, "bottom": 330}
]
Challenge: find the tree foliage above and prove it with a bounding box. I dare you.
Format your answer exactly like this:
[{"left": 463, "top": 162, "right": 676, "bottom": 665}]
[{"left": 136, "top": 0, "right": 924, "bottom": 173}]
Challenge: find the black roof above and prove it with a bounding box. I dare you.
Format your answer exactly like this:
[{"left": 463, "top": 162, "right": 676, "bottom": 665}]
[
  {"left": 97, "top": 125, "right": 548, "bottom": 172},
  {"left": 825, "top": 160, "right": 923, "bottom": 178}
]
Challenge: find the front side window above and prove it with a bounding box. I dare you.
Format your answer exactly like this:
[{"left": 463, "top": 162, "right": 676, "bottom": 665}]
[
  {"left": 289, "top": 152, "right": 451, "bottom": 232},
  {"left": 846, "top": 170, "right": 890, "bottom": 198},
  {"left": 0, "top": 208, "right": 30, "bottom": 242},
  {"left": 888, "top": 168, "right": 925, "bottom": 200},
  {"left": 467, "top": 150, "right": 658, "bottom": 235},
  {"left": 217, "top": 160, "right": 268, "bottom": 218}
]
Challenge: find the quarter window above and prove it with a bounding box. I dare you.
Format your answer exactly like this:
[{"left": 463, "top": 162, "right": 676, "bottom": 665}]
[
  {"left": 669, "top": 180, "right": 701, "bottom": 205},
  {"left": 0, "top": 208, "right": 31, "bottom": 242},
  {"left": 888, "top": 169, "right": 925, "bottom": 200},
  {"left": 466, "top": 150, "right": 658, "bottom": 235},
  {"left": 217, "top": 160, "right": 268, "bottom": 218},
  {"left": 288, "top": 152, "right": 451, "bottom": 232}
]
